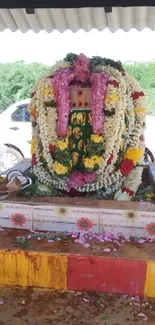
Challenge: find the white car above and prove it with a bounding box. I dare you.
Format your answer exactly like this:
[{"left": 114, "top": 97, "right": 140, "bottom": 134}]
[
  {"left": 0, "top": 99, "right": 154, "bottom": 174},
  {"left": 0, "top": 99, "right": 31, "bottom": 172}
]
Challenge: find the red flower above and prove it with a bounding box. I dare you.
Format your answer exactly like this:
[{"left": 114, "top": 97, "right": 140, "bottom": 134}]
[
  {"left": 31, "top": 91, "right": 36, "bottom": 98},
  {"left": 120, "top": 158, "right": 134, "bottom": 176},
  {"left": 107, "top": 153, "right": 113, "bottom": 165},
  {"left": 32, "top": 154, "right": 37, "bottom": 165},
  {"left": 11, "top": 213, "right": 26, "bottom": 227},
  {"left": 132, "top": 91, "right": 144, "bottom": 100},
  {"left": 122, "top": 188, "right": 134, "bottom": 197},
  {"left": 49, "top": 144, "right": 56, "bottom": 154},
  {"left": 77, "top": 218, "right": 93, "bottom": 231},
  {"left": 140, "top": 135, "right": 145, "bottom": 141},
  {"left": 146, "top": 222, "right": 155, "bottom": 236},
  {"left": 108, "top": 80, "right": 119, "bottom": 88}
]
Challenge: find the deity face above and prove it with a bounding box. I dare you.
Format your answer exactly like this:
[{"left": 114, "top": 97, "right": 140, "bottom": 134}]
[
  {"left": 78, "top": 140, "right": 84, "bottom": 150},
  {"left": 67, "top": 126, "right": 72, "bottom": 137},
  {"left": 73, "top": 127, "right": 82, "bottom": 139},
  {"left": 72, "top": 152, "right": 79, "bottom": 165},
  {"left": 71, "top": 113, "right": 77, "bottom": 125},
  {"left": 88, "top": 113, "right": 92, "bottom": 125},
  {"left": 69, "top": 139, "right": 75, "bottom": 150},
  {"left": 76, "top": 113, "right": 86, "bottom": 125}
]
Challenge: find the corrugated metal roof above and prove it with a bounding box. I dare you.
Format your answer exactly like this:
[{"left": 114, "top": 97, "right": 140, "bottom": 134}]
[{"left": 0, "top": 7, "right": 155, "bottom": 33}]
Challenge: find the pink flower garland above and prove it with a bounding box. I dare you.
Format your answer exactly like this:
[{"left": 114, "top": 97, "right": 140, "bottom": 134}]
[
  {"left": 52, "top": 68, "right": 74, "bottom": 137},
  {"left": 73, "top": 53, "right": 91, "bottom": 83},
  {"left": 91, "top": 73, "right": 109, "bottom": 134}
]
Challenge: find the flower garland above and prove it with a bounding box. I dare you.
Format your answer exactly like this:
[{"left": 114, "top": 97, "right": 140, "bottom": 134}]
[{"left": 29, "top": 53, "right": 147, "bottom": 200}]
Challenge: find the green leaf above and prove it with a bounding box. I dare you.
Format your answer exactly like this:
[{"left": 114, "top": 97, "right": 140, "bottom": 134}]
[{"left": 100, "top": 315, "right": 108, "bottom": 320}]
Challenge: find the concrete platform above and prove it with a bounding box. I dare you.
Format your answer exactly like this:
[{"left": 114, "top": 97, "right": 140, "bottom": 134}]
[
  {"left": 0, "top": 249, "right": 154, "bottom": 297},
  {"left": 0, "top": 197, "right": 155, "bottom": 238}
]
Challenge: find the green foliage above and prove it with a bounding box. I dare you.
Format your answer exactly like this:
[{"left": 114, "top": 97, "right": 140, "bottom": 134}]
[
  {"left": 87, "top": 139, "right": 104, "bottom": 156},
  {"left": 0, "top": 61, "right": 48, "bottom": 113},
  {"left": 55, "top": 148, "right": 70, "bottom": 167},
  {"left": 21, "top": 181, "right": 59, "bottom": 199},
  {"left": 0, "top": 60, "right": 155, "bottom": 115},
  {"left": 16, "top": 236, "right": 29, "bottom": 249},
  {"left": 91, "top": 56, "right": 124, "bottom": 72},
  {"left": 124, "top": 62, "right": 155, "bottom": 115},
  {"left": 64, "top": 53, "right": 77, "bottom": 64}
]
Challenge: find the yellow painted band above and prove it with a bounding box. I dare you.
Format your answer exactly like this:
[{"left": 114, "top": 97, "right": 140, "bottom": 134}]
[
  {"left": 144, "top": 261, "right": 155, "bottom": 297},
  {"left": 0, "top": 250, "right": 68, "bottom": 289}
]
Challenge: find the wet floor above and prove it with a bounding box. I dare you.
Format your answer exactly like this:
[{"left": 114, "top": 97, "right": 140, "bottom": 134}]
[{"left": 0, "top": 287, "right": 155, "bottom": 325}]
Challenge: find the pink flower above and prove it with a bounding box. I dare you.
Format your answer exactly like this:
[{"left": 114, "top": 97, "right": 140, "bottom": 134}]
[
  {"left": 83, "top": 172, "right": 96, "bottom": 184},
  {"left": 68, "top": 171, "right": 96, "bottom": 189},
  {"left": 68, "top": 171, "right": 85, "bottom": 188},
  {"left": 52, "top": 68, "right": 74, "bottom": 137},
  {"left": 73, "top": 53, "right": 91, "bottom": 83}
]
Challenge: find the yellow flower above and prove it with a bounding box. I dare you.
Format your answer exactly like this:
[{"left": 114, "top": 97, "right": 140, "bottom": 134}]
[
  {"left": 125, "top": 147, "right": 144, "bottom": 165},
  {"left": 135, "top": 107, "right": 147, "bottom": 115},
  {"left": 92, "top": 155, "right": 102, "bottom": 165},
  {"left": 30, "top": 107, "right": 37, "bottom": 120},
  {"left": 84, "top": 158, "right": 95, "bottom": 169},
  {"left": 31, "top": 137, "right": 36, "bottom": 155},
  {"left": 53, "top": 162, "right": 68, "bottom": 175},
  {"left": 56, "top": 138, "right": 68, "bottom": 151},
  {"left": 91, "top": 134, "right": 103, "bottom": 143},
  {"left": 105, "top": 93, "right": 119, "bottom": 103},
  {"left": 145, "top": 193, "right": 154, "bottom": 199},
  {"left": 44, "top": 88, "right": 55, "bottom": 96}
]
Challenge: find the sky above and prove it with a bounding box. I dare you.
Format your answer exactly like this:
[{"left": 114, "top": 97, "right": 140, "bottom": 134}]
[{"left": 0, "top": 28, "right": 155, "bottom": 65}]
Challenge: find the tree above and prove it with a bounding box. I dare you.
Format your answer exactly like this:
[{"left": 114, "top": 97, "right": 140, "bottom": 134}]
[
  {"left": 0, "top": 60, "right": 154, "bottom": 115},
  {"left": 0, "top": 61, "right": 48, "bottom": 113}
]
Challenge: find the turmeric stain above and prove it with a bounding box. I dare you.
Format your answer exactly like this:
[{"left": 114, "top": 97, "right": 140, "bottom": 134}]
[
  {"left": 144, "top": 261, "right": 155, "bottom": 297},
  {"left": 0, "top": 250, "right": 68, "bottom": 289}
]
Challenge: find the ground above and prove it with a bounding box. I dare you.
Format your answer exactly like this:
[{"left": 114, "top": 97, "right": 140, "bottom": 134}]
[{"left": 0, "top": 287, "right": 155, "bottom": 325}]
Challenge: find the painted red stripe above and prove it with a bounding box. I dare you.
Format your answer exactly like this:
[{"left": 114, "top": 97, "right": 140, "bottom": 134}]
[{"left": 68, "top": 255, "right": 147, "bottom": 295}]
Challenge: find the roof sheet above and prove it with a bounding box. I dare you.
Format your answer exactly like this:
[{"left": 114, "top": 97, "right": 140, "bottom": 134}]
[{"left": 0, "top": 7, "right": 155, "bottom": 33}]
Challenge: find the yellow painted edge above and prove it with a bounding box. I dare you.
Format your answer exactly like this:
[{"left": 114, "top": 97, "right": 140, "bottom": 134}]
[
  {"left": 144, "top": 261, "right": 155, "bottom": 297},
  {"left": 0, "top": 250, "right": 68, "bottom": 289}
]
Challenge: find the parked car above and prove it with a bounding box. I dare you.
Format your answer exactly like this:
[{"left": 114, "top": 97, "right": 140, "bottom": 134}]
[
  {"left": 0, "top": 99, "right": 31, "bottom": 172},
  {"left": 0, "top": 98, "right": 154, "bottom": 174}
]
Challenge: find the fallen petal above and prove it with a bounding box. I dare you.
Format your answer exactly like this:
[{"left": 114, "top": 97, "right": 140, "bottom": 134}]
[
  {"left": 114, "top": 240, "right": 123, "bottom": 247},
  {"left": 138, "top": 239, "right": 146, "bottom": 244},
  {"left": 83, "top": 298, "right": 89, "bottom": 303},
  {"left": 135, "top": 295, "right": 140, "bottom": 302},
  {"left": 48, "top": 240, "right": 54, "bottom": 243},
  {"left": 103, "top": 248, "right": 111, "bottom": 253},
  {"left": 137, "top": 313, "right": 148, "bottom": 320},
  {"left": 84, "top": 243, "right": 90, "bottom": 248},
  {"left": 134, "top": 303, "right": 141, "bottom": 307},
  {"left": 0, "top": 301, "right": 4, "bottom": 305}
]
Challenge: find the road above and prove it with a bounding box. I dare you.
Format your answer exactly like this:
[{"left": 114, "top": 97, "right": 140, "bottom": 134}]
[{"left": 0, "top": 287, "right": 154, "bottom": 325}]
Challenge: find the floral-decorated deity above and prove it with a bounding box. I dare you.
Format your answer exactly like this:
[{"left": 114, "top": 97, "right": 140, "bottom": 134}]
[{"left": 29, "top": 53, "right": 147, "bottom": 200}]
